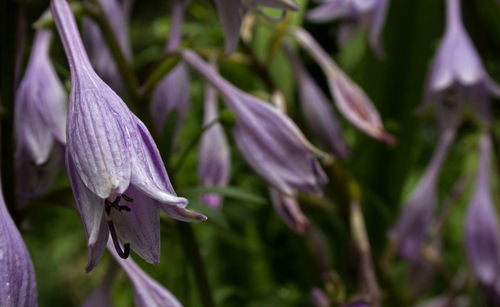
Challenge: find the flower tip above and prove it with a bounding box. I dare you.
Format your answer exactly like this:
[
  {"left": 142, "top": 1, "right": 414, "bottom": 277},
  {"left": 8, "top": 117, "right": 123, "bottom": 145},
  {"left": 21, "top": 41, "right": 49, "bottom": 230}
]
[{"left": 381, "top": 132, "right": 396, "bottom": 146}]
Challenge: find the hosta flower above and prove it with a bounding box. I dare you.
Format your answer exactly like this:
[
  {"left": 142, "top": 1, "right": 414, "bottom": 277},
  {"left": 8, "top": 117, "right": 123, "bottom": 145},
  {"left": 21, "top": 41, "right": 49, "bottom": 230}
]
[
  {"left": 307, "top": 0, "right": 390, "bottom": 57},
  {"left": 292, "top": 28, "right": 394, "bottom": 144},
  {"left": 83, "top": 0, "right": 132, "bottom": 94},
  {"left": 150, "top": 0, "right": 190, "bottom": 138},
  {"left": 421, "top": 0, "right": 500, "bottom": 128},
  {"left": 270, "top": 188, "right": 309, "bottom": 234},
  {"left": 14, "top": 29, "right": 67, "bottom": 198},
  {"left": 286, "top": 44, "right": 349, "bottom": 158},
  {"left": 107, "top": 241, "right": 182, "bottom": 307},
  {"left": 0, "top": 183, "right": 38, "bottom": 307},
  {"left": 214, "top": 0, "right": 299, "bottom": 54},
  {"left": 51, "top": 0, "right": 205, "bottom": 272},
  {"left": 182, "top": 49, "right": 327, "bottom": 195},
  {"left": 465, "top": 134, "right": 500, "bottom": 291},
  {"left": 197, "top": 81, "right": 230, "bottom": 209},
  {"left": 82, "top": 263, "right": 116, "bottom": 307},
  {"left": 390, "top": 129, "right": 455, "bottom": 260}
]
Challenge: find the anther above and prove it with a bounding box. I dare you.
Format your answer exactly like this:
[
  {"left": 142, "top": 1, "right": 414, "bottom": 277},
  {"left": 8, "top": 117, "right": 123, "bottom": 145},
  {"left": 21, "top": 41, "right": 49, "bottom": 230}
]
[
  {"left": 107, "top": 220, "right": 130, "bottom": 259},
  {"left": 122, "top": 194, "right": 134, "bottom": 202}
]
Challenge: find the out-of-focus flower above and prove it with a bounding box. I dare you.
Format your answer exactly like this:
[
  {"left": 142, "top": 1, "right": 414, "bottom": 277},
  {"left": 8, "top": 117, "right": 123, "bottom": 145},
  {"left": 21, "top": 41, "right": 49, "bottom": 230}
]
[
  {"left": 390, "top": 129, "right": 455, "bottom": 260},
  {"left": 292, "top": 28, "right": 394, "bottom": 144},
  {"left": 51, "top": 0, "right": 205, "bottom": 272},
  {"left": 107, "top": 241, "right": 182, "bottom": 307},
  {"left": 311, "top": 288, "right": 330, "bottom": 307},
  {"left": 421, "top": 0, "right": 500, "bottom": 128},
  {"left": 82, "top": 262, "right": 118, "bottom": 307},
  {"left": 465, "top": 134, "right": 500, "bottom": 291},
  {"left": 14, "top": 29, "right": 67, "bottom": 199},
  {"left": 307, "top": 0, "right": 390, "bottom": 57},
  {"left": 83, "top": 0, "right": 132, "bottom": 94},
  {"left": 270, "top": 188, "right": 310, "bottom": 234},
  {"left": 150, "top": 0, "right": 190, "bottom": 139},
  {"left": 181, "top": 49, "right": 327, "bottom": 195},
  {"left": 414, "top": 295, "right": 469, "bottom": 307},
  {"left": 197, "top": 80, "right": 230, "bottom": 209},
  {"left": 0, "top": 183, "right": 38, "bottom": 307},
  {"left": 340, "top": 300, "right": 371, "bottom": 307},
  {"left": 285, "top": 44, "right": 349, "bottom": 158},
  {"left": 214, "top": 0, "right": 299, "bottom": 54}
]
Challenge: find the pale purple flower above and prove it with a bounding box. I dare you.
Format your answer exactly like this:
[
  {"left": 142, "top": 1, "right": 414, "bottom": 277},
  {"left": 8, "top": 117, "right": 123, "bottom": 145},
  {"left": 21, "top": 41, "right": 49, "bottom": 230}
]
[
  {"left": 14, "top": 29, "right": 67, "bottom": 198},
  {"left": 307, "top": 0, "right": 390, "bottom": 57},
  {"left": 197, "top": 81, "right": 230, "bottom": 209},
  {"left": 0, "top": 183, "right": 38, "bottom": 307},
  {"left": 82, "top": 262, "right": 117, "bottom": 307},
  {"left": 270, "top": 188, "right": 310, "bottom": 234},
  {"left": 51, "top": 0, "right": 205, "bottom": 272},
  {"left": 292, "top": 27, "right": 394, "bottom": 144},
  {"left": 181, "top": 49, "right": 327, "bottom": 195},
  {"left": 214, "top": 0, "right": 299, "bottom": 54},
  {"left": 83, "top": 0, "right": 132, "bottom": 94},
  {"left": 285, "top": 44, "right": 349, "bottom": 158},
  {"left": 311, "top": 288, "right": 330, "bottom": 307},
  {"left": 107, "top": 241, "right": 182, "bottom": 307},
  {"left": 465, "top": 134, "right": 500, "bottom": 290},
  {"left": 390, "top": 129, "right": 455, "bottom": 260},
  {"left": 421, "top": 0, "right": 500, "bottom": 128},
  {"left": 150, "top": 0, "right": 190, "bottom": 136}
]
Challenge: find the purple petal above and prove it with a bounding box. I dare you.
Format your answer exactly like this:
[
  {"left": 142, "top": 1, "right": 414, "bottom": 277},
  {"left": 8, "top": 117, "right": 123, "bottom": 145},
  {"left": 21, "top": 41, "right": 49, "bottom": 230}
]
[
  {"left": 368, "top": 0, "right": 389, "bottom": 58},
  {"left": 251, "top": 0, "right": 299, "bottom": 10},
  {"left": 307, "top": 0, "right": 348, "bottom": 22},
  {"left": 160, "top": 205, "right": 208, "bottom": 222},
  {"left": 214, "top": 0, "right": 243, "bottom": 55},
  {"left": 0, "top": 185, "right": 38, "bottom": 307},
  {"left": 82, "top": 262, "right": 118, "bottom": 307},
  {"left": 270, "top": 188, "right": 310, "bottom": 234}
]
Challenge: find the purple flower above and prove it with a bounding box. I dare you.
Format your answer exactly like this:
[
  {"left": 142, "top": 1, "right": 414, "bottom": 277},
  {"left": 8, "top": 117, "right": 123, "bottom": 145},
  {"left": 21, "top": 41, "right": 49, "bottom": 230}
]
[
  {"left": 465, "top": 134, "right": 500, "bottom": 290},
  {"left": 311, "top": 288, "right": 330, "bottom": 307},
  {"left": 390, "top": 129, "right": 455, "bottom": 260},
  {"left": 286, "top": 44, "right": 349, "bottom": 158},
  {"left": 307, "top": 0, "right": 390, "bottom": 57},
  {"left": 181, "top": 49, "right": 327, "bottom": 195},
  {"left": 14, "top": 29, "right": 67, "bottom": 198},
  {"left": 51, "top": 0, "right": 205, "bottom": 272},
  {"left": 270, "top": 188, "right": 310, "bottom": 234},
  {"left": 82, "top": 263, "right": 117, "bottom": 307},
  {"left": 82, "top": 0, "right": 132, "bottom": 94},
  {"left": 0, "top": 183, "right": 38, "bottom": 307},
  {"left": 107, "top": 241, "right": 182, "bottom": 307},
  {"left": 292, "top": 28, "right": 394, "bottom": 144},
  {"left": 150, "top": 0, "right": 190, "bottom": 137},
  {"left": 421, "top": 0, "right": 500, "bottom": 128},
  {"left": 214, "top": 0, "right": 299, "bottom": 54},
  {"left": 197, "top": 80, "right": 230, "bottom": 209}
]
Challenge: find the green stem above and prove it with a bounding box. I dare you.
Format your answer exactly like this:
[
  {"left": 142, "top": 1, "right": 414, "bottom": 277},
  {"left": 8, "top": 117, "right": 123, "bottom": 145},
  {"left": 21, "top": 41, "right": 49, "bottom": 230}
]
[{"left": 139, "top": 53, "right": 181, "bottom": 101}]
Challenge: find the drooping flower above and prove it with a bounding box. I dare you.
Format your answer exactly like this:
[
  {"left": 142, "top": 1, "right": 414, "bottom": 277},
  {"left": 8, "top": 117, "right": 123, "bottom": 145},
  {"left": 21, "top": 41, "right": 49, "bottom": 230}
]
[
  {"left": 82, "top": 0, "right": 132, "bottom": 94},
  {"left": 82, "top": 262, "right": 117, "bottom": 307},
  {"left": 0, "top": 182, "right": 38, "bottom": 307},
  {"left": 465, "top": 134, "right": 500, "bottom": 292},
  {"left": 150, "top": 0, "right": 190, "bottom": 138},
  {"left": 197, "top": 80, "right": 230, "bottom": 209},
  {"left": 307, "top": 0, "right": 390, "bottom": 57},
  {"left": 51, "top": 0, "right": 205, "bottom": 272},
  {"left": 181, "top": 49, "right": 327, "bottom": 195},
  {"left": 107, "top": 241, "right": 182, "bottom": 307},
  {"left": 292, "top": 27, "right": 394, "bottom": 144},
  {"left": 390, "top": 128, "right": 455, "bottom": 260},
  {"left": 421, "top": 0, "right": 500, "bottom": 128},
  {"left": 14, "top": 29, "right": 67, "bottom": 199},
  {"left": 270, "top": 188, "right": 310, "bottom": 234},
  {"left": 285, "top": 43, "right": 349, "bottom": 158},
  {"left": 214, "top": 0, "right": 299, "bottom": 54}
]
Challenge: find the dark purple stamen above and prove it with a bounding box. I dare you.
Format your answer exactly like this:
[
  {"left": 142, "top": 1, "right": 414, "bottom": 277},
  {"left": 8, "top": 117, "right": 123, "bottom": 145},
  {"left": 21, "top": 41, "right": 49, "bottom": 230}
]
[{"left": 107, "top": 220, "right": 130, "bottom": 259}]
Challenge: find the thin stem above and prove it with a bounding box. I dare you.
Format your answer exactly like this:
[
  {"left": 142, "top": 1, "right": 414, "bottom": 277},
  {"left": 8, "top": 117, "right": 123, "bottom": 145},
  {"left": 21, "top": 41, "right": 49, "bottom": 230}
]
[
  {"left": 138, "top": 53, "right": 181, "bottom": 101},
  {"left": 176, "top": 221, "right": 216, "bottom": 307}
]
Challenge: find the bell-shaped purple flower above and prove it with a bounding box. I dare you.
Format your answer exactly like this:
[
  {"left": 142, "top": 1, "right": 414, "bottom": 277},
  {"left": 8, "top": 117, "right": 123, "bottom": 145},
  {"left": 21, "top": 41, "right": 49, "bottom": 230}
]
[
  {"left": 150, "top": 0, "right": 190, "bottom": 138},
  {"left": 181, "top": 49, "right": 327, "bottom": 195},
  {"left": 107, "top": 241, "right": 182, "bottom": 307},
  {"left": 0, "top": 183, "right": 38, "bottom": 307},
  {"left": 307, "top": 0, "right": 390, "bottom": 57},
  {"left": 465, "top": 134, "right": 500, "bottom": 290},
  {"left": 292, "top": 27, "right": 394, "bottom": 144},
  {"left": 214, "top": 0, "right": 299, "bottom": 54},
  {"left": 421, "top": 0, "right": 500, "bottom": 128},
  {"left": 14, "top": 29, "right": 67, "bottom": 198},
  {"left": 197, "top": 81, "right": 230, "bottom": 209},
  {"left": 51, "top": 0, "right": 205, "bottom": 272},
  {"left": 286, "top": 44, "right": 349, "bottom": 158},
  {"left": 390, "top": 129, "right": 455, "bottom": 260},
  {"left": 82, "top": 0, "right": 132, "bottom": 94},
  {"left": 270, "top": 188, "right": 310, "bottom": 234}
]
